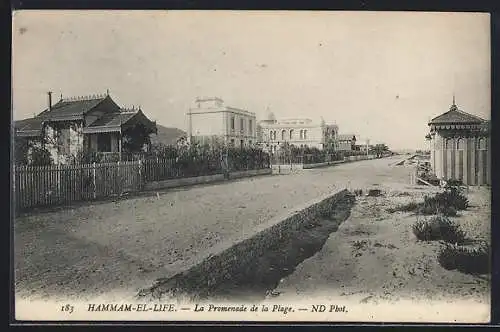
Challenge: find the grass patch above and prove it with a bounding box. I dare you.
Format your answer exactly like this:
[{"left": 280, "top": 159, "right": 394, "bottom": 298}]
[
  {"left": 388, "top": 187, "right": 468, "bottom": 217},
  {"left": 412, "top": 215, "right": 466, "bottom": 244},
  {"left": 391, "top": 201, "right": 420, "bottom": 213},
  {"left": 438, "top": 242, "right": 490, "bottom": 275}
]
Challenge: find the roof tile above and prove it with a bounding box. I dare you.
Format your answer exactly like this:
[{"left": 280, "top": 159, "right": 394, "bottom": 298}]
[
  {"left": 37, "top": 96, "right": 107, "bottom": 120},
  {"left": 429, "top": 105, "right": 485, "bottom": 125}
]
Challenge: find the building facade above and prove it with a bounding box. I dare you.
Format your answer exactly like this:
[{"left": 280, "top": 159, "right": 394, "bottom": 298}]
[
  {"left": 428, "top": 102, "right": 490, "bottom": 186},
  {"left": 337, "top": 134, "right": 357, "bottom": 151},
  {"left": 14, "top": 92, "right": 157, "bottom": 164},
  {"left": 187, "top": 97, "right": 257, "bottom": 148},
  {"left": 257, "top": 111, "right": 339, "bottom": 153}
]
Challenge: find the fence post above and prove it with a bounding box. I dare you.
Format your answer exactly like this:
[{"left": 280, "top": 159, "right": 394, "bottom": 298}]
[
  {"left": 138, "top": 159, "right": 142, "bottom": 190},
  {"left": 92, "top": 162, "right": 96, "bottom": 199},
  {"left": 117, "top": 160, "right": 121, "bottom": 195},
  {"left": 56, "top": 163, "right": 61, "bottom": 204}
]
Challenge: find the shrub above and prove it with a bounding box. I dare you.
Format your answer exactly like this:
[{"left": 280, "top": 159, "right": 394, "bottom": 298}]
[
  {"left": 418, "top": 189, "right": 468, "bottom": 215},
  {"left": 418, "top": 198, "right": 457, "bottom": 217},
  {"left": 29, "top": 146, "right": 53, "bottom": 166},
  {"left": 438, "top": 242, "right": 490, "bottom": 274},
  {"left": 412, "top": 215, "right": 466, "bottom": 243},
  {"left": 445, "top": 178, "right": 464, "bottom": 189},
  {"left": 438, "top": 188, "right": 469, "bottom": 210}
]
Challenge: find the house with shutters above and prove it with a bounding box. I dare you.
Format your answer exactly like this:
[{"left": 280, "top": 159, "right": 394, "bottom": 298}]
[
  {"left": 14, "top": 91, "right": 158, "bottom": 164},
  {"left": 428, "top": 100, "right": 490, "bottom": 185},
  {"left": 337, "top": 134, "right": 357, "bottom": 151}
]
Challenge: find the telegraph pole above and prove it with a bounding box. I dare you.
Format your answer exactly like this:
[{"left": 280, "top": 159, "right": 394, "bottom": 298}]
[{"left": 187, "top": 108, "right": 193, "bottom": 145}]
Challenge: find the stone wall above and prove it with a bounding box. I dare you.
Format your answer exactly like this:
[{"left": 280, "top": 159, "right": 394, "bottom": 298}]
[{"left": 147, "top": 189, "right": 353, "bottom": 297}]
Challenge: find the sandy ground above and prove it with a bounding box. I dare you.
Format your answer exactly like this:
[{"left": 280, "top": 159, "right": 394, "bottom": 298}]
[
  {"left": 15, "top": 156, "right": 411, "bottom": 301},
  {"left": 271, "top": 183, "right": 491, "bottom": 305}
]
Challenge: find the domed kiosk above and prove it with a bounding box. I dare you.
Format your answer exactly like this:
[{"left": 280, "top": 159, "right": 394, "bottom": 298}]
[{"left": 428, "top": 100, "right": 490, "bottom": 185}]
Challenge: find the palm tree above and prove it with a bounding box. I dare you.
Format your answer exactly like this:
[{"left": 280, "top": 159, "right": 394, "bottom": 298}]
[{"left": 371, "top": 144, "right": 390, "bottom": 158}]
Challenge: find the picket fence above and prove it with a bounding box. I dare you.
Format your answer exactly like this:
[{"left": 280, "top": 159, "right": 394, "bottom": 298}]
[
  {"left": 14, "top": 157, "right": 268, "bottom": 212},
  {"left": 14, "top": 161, "right": 144, "bottom": 211}
]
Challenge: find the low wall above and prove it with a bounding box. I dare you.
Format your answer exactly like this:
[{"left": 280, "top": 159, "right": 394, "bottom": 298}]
[
  {"left": 303, "top": 162, "right": 329, "bottom": 169},
  {"left": 271, "top": 164, "right": 304, "bottom": 174},
  {"left": 144, "top": 168, "right": 272, "bottom": 191},
  {"left": 344, "top": 155, "right": 376, "bottom": 162},
  {"left": 229, "top": 168, "right": 272, "bottom": 180},
  {"left": 294, "top": 155, "right": 377, "bottom": 170},
  {"left": 147, "top": 188, "right": 353, "bottom": 296},
  {"left": 144, "top": 174, "right": 226, "bottom": 191}
]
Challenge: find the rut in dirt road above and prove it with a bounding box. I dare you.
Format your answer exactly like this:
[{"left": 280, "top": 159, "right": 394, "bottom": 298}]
[{"left": 139, "top": 193, "right": 356, "bottom": 302}]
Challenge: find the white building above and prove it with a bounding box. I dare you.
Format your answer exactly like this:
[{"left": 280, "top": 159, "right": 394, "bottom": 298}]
[
  {"left": 257, "top": 110, "right": 339, "bottom": 153},
  {"left": 187, "top": 97, "right": 257, "bottom": 148},
  {"left": 337, "top": 134, "right": 357, "bottom": 151}
]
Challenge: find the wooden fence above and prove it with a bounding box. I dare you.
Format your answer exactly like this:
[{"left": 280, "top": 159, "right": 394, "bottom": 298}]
[
  {"left": 13, "top": 156, "right": 268, "bottom": 212},
  {"left": 14, "top": 161, "right": 144, "bottom": 211}
]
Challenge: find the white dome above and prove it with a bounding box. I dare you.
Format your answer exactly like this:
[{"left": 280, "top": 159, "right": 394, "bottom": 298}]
[{"left": 266, "top": 111, "right": 276, "bottom": 121}]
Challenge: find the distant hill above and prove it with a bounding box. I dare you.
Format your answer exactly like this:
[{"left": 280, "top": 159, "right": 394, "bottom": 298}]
[{"left": 150, "top": 124, "right": 186, "bottom": 146}]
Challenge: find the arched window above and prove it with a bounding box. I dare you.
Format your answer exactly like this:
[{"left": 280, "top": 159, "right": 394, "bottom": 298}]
[
  {"left": 445, "top": 138, "right": 451, "bottom": 149},
  {"left": 478, "top": 138, "right": 487, "bottom": 150},
  {"left": 300, "top": 130, "right": 303, "bottom": 139},
  {"left": 281, "top": 130, "right": 286, "bottom": 141},
  {"left": 457, "top": 138, "right": 465, "bottom": 150},
  {"left": 303, "top": 130, "right": 307, "bottom": 140},
  {"left": 290, "top": 129, "right": 294, "bottom": 140}
]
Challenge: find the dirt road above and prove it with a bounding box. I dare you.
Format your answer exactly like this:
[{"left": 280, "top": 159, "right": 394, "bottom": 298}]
[{"left": 14, "top": 156, "right": 414, "bottom": 300}]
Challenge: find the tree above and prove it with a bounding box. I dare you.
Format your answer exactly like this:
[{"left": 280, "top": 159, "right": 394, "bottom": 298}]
[
  {"left": 29, "top": 145, "right": 53, "bottom": 166},
  {"left": 371, "top": 144, "right": 390, "bottom": 158},
  {"left": 14, "top": 137, "right": 53, "bottom": 166},
  {"left": 122, "top": 124, "right": 152, "bottom": 152},
  {"left": 14, "top": 137, "right": 30, "bottom": 165}
]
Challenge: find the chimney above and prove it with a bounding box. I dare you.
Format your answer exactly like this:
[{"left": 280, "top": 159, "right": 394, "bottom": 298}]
[{"left": 47, "top": 91, "right": 53, "bottom": 111}]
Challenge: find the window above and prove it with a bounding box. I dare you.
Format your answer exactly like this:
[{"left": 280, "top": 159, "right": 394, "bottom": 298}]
[
  {"left": 300, "top": 130, "right": 303, "bottom": 139},
  {"left": 281, "top": 130, "right": 286, "bottom": 141},
  {"left": 457, "top": 138, "right": 465, "bottom": 150},
  {"left": 249, "top": 119, "right": 253, "bottom": 133},
  {"left": 97, "top": 133, "right": 112, "bottom": 152},
  {"left": 230, "top": 116, "right": 235, "bottom": 130},
  {"left": 478, "top": 138, "right": 487, "bottom": 150},
  {"left": 240, "top": 140, "right": 244, "bottom": 148},
  {"left": 230, "top": 139, "right": 235, "bottom": 146},
  {"left": 444, "top": 138, "right": 451, "bottom": 149},
  {"left": 303, "top": 130, "right": 307, "bottom": 140},
  {"left": 240, "top": 118, "right": 244, "bottom": 132},
  {"left": 290, "top": 129, "right": 294, "bottom": 140}
]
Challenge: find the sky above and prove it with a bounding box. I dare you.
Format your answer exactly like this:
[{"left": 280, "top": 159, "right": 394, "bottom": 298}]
[{"left": 12, "top": 10, "right": 491, "bottom": 150}]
